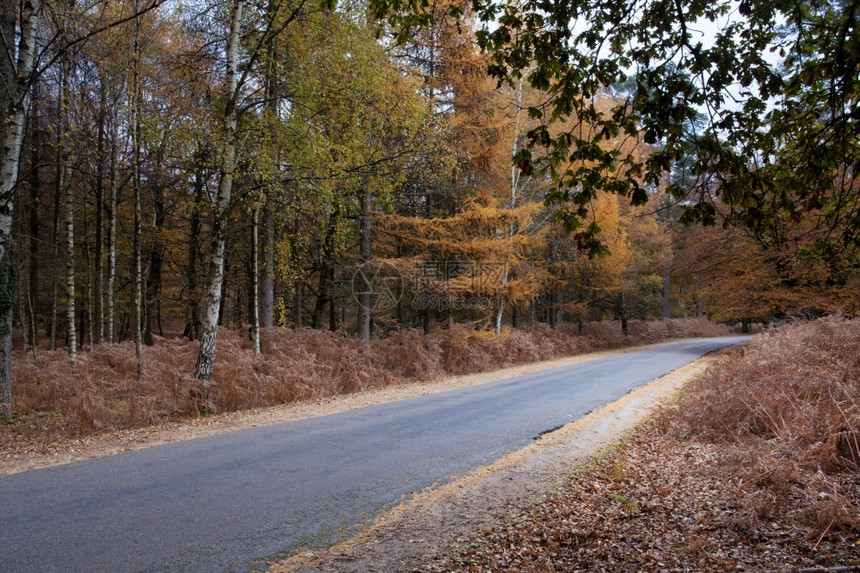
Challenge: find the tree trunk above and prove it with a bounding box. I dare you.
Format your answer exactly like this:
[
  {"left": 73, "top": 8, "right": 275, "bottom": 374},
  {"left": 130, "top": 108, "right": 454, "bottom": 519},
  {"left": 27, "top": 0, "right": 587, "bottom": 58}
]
[
  {"left": 95, "top": 80, "right": 107, "bottom": 344},
  {"left": 312, "top": 269, "right": 331, "bottom": 329},
  {"left": 496, "top": 76, "right": 524, "bottom": 337},
  {"left": 251, "top": 207, "right": 261, "bottom": 354},
  {"left": 50, "top": 169, "right": 59, "bottom": 349},
  {"left": 358, "top": 189, "right": 371, "bottom": 346},
  {"left": 261, "top": 204, "right": 274, "bottom": 328},
  {"left": 106, "top": 111, "right": 119, "bottom": 346},
  {"left": 618, "top": 292, "right": 629, "bottom": 337},
  {"left": 23, "top": 81, "right": 41, "bottom": 353},
  {"left": 313, "top": 206, "right": 340, "bottom": 330},
  {"left": 423, "top": 309, "right": 433, "bottom": 334},
  {"left": 494, "top": 264, "right": 508, "bottom": 336},
  {"left": 144, "top": 183, "right": 165, "bottom": 346},
  {"left": 0, "top": 0, "right": 41, "bottom": 415},
  {"left": 131, "top": 7, "right": 144, "bottom": 377},
  {"left": 0, "top": 3, "right": 14, "bottom": 148},
  {"left": 185, "top": 153, "right": 206, "bottom": 340},
  {"left": 294, "top": 279, "right": 302, "bottom": 328},
  {"left": 17, "top": 197, "right": 29, "bottom": 353},
  {"left": 18, "top": 108, "right": 41, "bottom": 357},
  {"left": 27, "top": 96, "right": 40, "bottom": 353},
  {"left": 218, "top": 250, "right": 228, "bottom": 326},
  {"left": 260, "top": 16, "right": 278, "bottom": 330},
  {"left": 85, "top": 219, "right": 93, "bottom": 350},
  {"left": 661, "top": 261, "right": 671, "bottom": 319},
  {"left": 697, "top": 276, "right": 704, "bottom": 318},
  {"left": 61, "top": 56, "right": 77, "bottom": 364},
  {"left": 555, "top": 291, "right": 563, "bottom": 326},
  {"left": 194, "top": 0, "right": 243, "bottom": 381}
]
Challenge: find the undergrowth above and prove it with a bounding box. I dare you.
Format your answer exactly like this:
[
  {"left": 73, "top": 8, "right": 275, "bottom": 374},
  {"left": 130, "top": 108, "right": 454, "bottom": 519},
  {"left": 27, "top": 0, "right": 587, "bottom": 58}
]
[
  {"left": 661, "top": 314, "right": 860, "bottom": 544},
  {"left": 667, "top": 314, "right": 860, "bottom": 473},
  {"left": 434, "top": 315, "right": 859, "bottom": 572},
  {"left": 2, "top": 318, "right": 730, "bottom": 443}
]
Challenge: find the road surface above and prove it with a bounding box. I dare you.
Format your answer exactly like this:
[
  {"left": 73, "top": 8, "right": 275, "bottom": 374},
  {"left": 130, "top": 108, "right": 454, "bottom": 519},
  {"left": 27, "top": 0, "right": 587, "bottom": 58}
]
[{"left": 0, "top": 336, "right": 748, "bottom": 572}]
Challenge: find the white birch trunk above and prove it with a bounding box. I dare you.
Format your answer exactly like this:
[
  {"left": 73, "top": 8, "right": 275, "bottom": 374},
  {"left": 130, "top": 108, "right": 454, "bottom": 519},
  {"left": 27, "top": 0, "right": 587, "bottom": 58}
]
[
  {"left": 56, "top": 13, "right": 77, "bottom": 364},
  {"left": 107, "top": 119, "right": 118, "bottom": 346},
  {"left": 194, "top": 0, "right": 243, "bottom": 381},
  {"left": 64, "top": 162, "right": 76, "bottom": 362},
  {"left": 0, "top": 0, "right": 40, "bottom": 414},
  {"left": 132, "top": 8, "right": 144, "bottom": 377},
  {"left": 495, "top": 76, "right": 526, "bottom": 336}
]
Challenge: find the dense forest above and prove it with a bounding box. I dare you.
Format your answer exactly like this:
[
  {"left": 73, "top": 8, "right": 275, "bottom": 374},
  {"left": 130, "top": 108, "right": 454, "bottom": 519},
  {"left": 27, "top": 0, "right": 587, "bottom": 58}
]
[{"left": 1, "top": 0, "right": 858, "bottom": 411}]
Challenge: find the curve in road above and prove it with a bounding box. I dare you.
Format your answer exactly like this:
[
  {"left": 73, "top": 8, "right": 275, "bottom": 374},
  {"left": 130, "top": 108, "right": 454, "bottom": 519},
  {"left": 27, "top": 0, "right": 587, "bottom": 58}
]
[{"left": 0, "top": 336, "right": 749, "bottom": 572}]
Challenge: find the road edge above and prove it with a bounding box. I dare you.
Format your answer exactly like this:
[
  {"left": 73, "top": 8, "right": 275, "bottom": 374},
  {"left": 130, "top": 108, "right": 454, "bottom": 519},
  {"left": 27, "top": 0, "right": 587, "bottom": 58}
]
[
  {"left": 268, "top": 353, "right": 722, "bottom": 572},
  {"left": 0, "top": 340, "right": 686, "bottom": 477}
]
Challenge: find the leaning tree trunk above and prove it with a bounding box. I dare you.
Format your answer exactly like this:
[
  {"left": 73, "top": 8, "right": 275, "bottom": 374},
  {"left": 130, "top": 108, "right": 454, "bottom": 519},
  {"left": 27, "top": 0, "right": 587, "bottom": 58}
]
[
  {"left": 194, "top": 0, "right": 243, "bottom": 381},
  {"left": 0, "top": 0, "right": 41, "bottom": 415}
]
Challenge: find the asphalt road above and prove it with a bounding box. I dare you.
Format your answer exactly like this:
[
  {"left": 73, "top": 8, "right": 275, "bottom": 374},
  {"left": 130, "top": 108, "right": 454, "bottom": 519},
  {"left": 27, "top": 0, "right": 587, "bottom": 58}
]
[{"left": 0, "top": 336, "right": 749, "bottom": 572}]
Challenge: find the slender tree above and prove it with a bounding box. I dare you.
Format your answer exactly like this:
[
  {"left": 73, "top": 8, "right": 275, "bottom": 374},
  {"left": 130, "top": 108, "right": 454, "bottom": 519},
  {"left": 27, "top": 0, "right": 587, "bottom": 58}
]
[
  {"left": 193, "top": 0, "right": 245, "bottom": 381},
  {"left": 131, "top": 2, "right": 145, "bottom": 376},
  {"left": 0, "top": 0, "right": 40, "bottom": 414},
  {"left": 251, "top": 206, "right": 261, "bottom": 354}
]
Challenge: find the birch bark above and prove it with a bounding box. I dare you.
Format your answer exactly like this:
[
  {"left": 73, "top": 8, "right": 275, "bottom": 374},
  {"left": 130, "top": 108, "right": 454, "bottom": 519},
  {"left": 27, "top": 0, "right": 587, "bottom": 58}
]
[
  {"left": 61, "top": 53, "right": 76, "bottom": 363},
  {"left": 131, "top": 4, "right": 144, "bottom": 377},
  {"left": 0, "top": 0, "right": 41, "bottom": 414},
  {"left": 194, "top": 0, "right": 243, "bottom": 380}
]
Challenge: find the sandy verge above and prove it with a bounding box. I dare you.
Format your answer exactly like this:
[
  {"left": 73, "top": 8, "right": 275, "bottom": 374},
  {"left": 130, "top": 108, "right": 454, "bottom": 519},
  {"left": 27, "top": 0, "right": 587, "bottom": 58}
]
[
  {"left": 1, "top": 344, "right": 668, "bottom": 477},
  {"left": 269, "top": 354, "right": 717, "bottom": 573}
]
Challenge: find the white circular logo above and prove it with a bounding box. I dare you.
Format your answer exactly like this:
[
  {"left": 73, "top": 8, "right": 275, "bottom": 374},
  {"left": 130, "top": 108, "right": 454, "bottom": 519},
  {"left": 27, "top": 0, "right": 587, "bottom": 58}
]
[{"left": 352, "top": 261, "right": 403, "bottom": 312}]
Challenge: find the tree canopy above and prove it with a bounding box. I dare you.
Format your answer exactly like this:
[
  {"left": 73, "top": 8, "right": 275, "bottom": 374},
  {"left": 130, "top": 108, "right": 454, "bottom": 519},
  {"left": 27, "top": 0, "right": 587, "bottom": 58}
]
[{"left": 375, "top": 0, "right": 860, "bottom": 273}]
